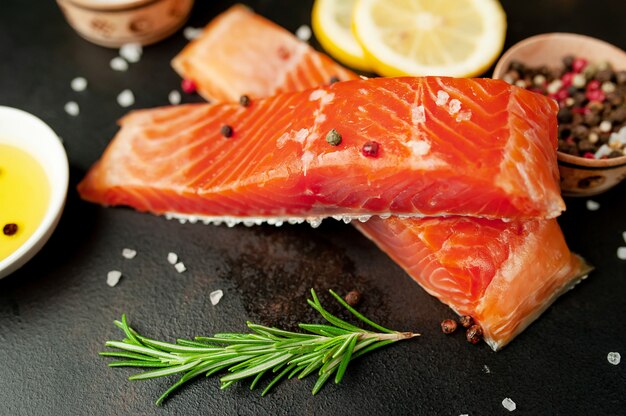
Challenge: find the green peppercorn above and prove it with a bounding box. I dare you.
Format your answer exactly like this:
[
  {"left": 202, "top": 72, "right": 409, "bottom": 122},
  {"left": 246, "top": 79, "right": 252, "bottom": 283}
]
[{"left": 325, "top": 129, "right": 342, "bottom": 146}]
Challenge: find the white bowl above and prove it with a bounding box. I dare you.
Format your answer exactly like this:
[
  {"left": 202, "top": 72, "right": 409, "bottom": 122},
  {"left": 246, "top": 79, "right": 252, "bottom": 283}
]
[{"left": 0, "top": 106, "right": 69, "bottom": 279}]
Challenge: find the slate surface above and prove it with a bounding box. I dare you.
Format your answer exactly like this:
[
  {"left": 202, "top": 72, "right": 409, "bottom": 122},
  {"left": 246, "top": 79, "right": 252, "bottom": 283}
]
[{"left": 0, "top": 1, "right": 625, "bottom": 415}]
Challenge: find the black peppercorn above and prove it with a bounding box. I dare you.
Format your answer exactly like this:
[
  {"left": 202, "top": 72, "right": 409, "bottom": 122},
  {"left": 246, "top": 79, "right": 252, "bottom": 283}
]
[
  {"left": 221, "top": 125, "right": 233, "bottom": 138},
  {"left": 557, "top": 107, "right": 573, "bottom": 123},
  {"left": 3, "top": 223, "right": 18, "bottom": 236},
  {"left": 239, "top": 95, "right": 251, "bottom": 107}
]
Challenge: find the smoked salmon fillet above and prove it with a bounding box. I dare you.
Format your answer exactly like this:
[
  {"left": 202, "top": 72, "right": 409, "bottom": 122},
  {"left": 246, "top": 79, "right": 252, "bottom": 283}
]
[
  {"left": 171, "top": 5, "right": 358, "bottom": 102},
  {"left": 78, "top": 76, "right": 565, "bottom": 223},
  {"left": 355, "top": 217, "right": 591, "bottom": 350}
]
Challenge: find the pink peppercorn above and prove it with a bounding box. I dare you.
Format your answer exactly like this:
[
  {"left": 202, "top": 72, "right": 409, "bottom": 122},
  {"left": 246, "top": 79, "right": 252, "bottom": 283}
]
[
  {"left": 586, "top": 89, "right": 605, "bottom": 102},
  {"left": 572, "top": 58, "right": 588, "bottom": 73},
  {"left": 362, "top": 141, "right": 380, "bottom": 157},
  {"left": 583, "top": 152, "right": 595, "bottom": 159},
  {"left": 181, "top": 79, "right": 197, "bottom": 94},
  {"left": 561, "top": 72, "right": 574, "bottom": 87},
  {"left": 587, "top": 80, "right": 601, "bottom": 91},
  {"left": 555, "top": 88, "right": 569, "bottom": 102}
]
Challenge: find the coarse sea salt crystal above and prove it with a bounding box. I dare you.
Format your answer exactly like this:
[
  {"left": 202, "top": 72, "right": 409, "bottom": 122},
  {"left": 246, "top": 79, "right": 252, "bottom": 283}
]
[
  {"left": 122, "top": 248, "right": 136, "bottom": 259},
  {"left": 617, "top": 247, "right": 626, "bottom": 260},
  {"left": 448, "top": 99, "right": 461, "bottom": 114},
  {"left": 119, "top": 42, "right": 142, "bottom": 63},
  {"left": 210, "top": 290, "right": 224, "bottom": 305},
  {"left": 502, "top": 397, "right": 516, "bottom": 411},
  {"left": 435, "top": 90, "right": 449, "bottom": 106},
  {"left": 483, "top": 365, "right": 491, "bottom": 373},
  {"left": 183, "top": 26, "right": 203, "bottom": 41},
  {"left": 167, "top": 252, "right": 178, "bottom": 265},
  {"left": 411, "top": 105, "right": 426, "bottom": 123},
  {"left": 117, "top": 89, "right": 135, "bottom": 108},
  {"left": 607, "top": 351, "right": 621, "bottom": 365},
  {"left": 586, "top": 200, "right": 600, "bottom": 211},
  {"left": 106, "top": 270, "right": 122, "bottom": 287},
  {"left": 168, "top": 90, "right": 181, "bottom": 105},
  {"left": 295, "top": 24, "right": 312, "bottom": 41},
  {"left": 456, "top": 111, "right": 472, "bottom": 122},
  {"left": 110, "top": 56, "right": 129, "bottom": 72},
  {"left": 71, "top": 77, "right": 87, "bottom": 92},
  {"left": 174, "top": 262, "right": 186, "bottom": 273},
  {"left": 64, "top": 101, "right": 79, "bottom": 116}
]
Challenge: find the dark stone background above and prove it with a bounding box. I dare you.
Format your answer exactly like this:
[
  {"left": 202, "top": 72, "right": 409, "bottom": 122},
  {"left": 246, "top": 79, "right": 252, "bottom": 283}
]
[{"left": 0, "top": 1, "right": 624, "bottom": 414}]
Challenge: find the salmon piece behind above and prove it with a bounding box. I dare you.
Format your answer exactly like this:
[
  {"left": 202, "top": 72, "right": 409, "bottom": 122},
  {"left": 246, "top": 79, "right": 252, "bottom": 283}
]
[
  {"left": 356, "top": 217, "right": 591, "bottom": 350},
  {"left": 171, "top": 4, "right": 358, "bottom": 102},
  {"left": 78, "top": 77, "right": 564, "bottom": 222}
]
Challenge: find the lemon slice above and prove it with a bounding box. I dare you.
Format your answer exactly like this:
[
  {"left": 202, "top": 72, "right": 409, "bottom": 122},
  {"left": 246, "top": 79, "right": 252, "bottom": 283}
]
[
  {"left": 352, "top": 0, "right": 507, "bottom": 77},
  {"left": 312, "top": 0, "right": 372, "bottom": 72}
]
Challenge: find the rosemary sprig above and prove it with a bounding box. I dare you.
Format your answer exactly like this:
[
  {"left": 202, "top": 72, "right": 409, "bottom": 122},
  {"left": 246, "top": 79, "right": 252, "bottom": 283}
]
[{"left": 101, "top": 289, "right": 419, "bottom": 405}]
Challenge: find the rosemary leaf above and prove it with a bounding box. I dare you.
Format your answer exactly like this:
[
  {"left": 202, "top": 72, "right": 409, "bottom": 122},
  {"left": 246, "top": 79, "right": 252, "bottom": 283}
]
[{"left": 101, "top": 289, "right": 419, "bottom": 405}]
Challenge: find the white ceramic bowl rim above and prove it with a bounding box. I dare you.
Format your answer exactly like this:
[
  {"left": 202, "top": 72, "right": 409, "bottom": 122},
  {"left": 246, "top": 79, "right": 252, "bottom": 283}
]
[{"left": 0, "top": 106, "right": 69, "bottom": 279}]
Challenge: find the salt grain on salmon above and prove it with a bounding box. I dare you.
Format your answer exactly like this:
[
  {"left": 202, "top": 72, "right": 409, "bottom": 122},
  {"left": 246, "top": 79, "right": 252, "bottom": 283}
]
[
  {"left": 174, "top": 262, "right": 186, "bottom": 273},
  {"left": 117, "top": 89, "right": 135, "bottom": 108},
  {"left": 607, "top": 351, "right": 621, "bottom": 365},
  {"left": 106, "top": 270, "right": 122, "bottom": 287},
  {"left": 502, "top": 398, "right": 516, "bottom": 412},
  {"left": 122, "top": 248, "right": 137, "bottom": 259},
  {"left": 586, "top": 200, "right": 600, "bottom": 211},
  {"left": 64, "top": 101, "right": 79, "bottom": 116},
  {"left": 210, "top": 289, "right": 224, "bottom": 305},
  {"left": 119, "top": 43, "right": 142, "bottom": 63},
  {"left": 167, "top": 252, "right": 178, "bottom": 265},
  {"left": 110, "top": 57, "right": 128, "bottom": 72},
  {"left": 71, "top": 77, "right": 87, "bottom": 92}
]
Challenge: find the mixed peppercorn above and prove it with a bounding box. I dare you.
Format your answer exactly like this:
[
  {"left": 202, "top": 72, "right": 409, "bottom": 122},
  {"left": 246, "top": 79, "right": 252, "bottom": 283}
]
[
  {"left": 503, "top": 57, "right": 626, "bottom": 159},
  {"left": 440, "top": 315, "right": 483, "bottom": 345}
]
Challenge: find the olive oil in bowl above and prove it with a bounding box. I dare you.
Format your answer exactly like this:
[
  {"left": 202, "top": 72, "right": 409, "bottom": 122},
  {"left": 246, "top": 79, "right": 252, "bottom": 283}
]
[{"left": 0, "top": 144, "right": 50, "bottom": 261}]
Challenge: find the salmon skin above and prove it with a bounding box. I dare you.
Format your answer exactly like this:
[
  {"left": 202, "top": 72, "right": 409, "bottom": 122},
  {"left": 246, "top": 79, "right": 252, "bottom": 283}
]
[
  {"left": 355, "top": 217, "right": 592, "bottom": 350},
  {"left": 171, "top": 5, "right": 358, "bottom": 102},
  {"left": 78, "top": 76, "right": 564, "bottom": 224}
]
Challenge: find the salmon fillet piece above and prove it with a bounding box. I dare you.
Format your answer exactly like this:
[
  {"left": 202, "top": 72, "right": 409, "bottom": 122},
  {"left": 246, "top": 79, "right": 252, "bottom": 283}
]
[
  {"left": 355, "top": 217, "right": 591, "bottom": 350},
  {"left": 171, "top": 5, "right": 358, "bottom": 102},
  {"left": 78, "top": 77, "right": 564, "bottom": 222}
]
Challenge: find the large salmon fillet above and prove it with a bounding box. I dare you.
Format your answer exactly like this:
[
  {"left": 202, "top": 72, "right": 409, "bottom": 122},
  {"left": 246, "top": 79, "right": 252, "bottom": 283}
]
[
  {"left": 355, "top": 217, "right": 591, "bottom": 350},
  {"left": 78, "top": 76, "right": 564, "bottom": 222},
  {"left": 171, "top": 5, "right": 358, "bottom": 102}
]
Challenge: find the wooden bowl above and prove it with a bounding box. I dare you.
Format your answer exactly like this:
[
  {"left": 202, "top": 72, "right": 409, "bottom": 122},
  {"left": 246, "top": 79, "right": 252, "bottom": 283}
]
[
  {"left": 493, "top": 33, "right": 626, "bottom": 197},
  {"left": 56, "top": 0, "right": 194, "bottom": 48}
]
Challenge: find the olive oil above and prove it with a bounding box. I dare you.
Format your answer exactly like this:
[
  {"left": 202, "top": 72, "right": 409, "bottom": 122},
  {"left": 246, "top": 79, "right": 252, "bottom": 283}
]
[{"left": 0, "top": 144, "right": 50, "bottom": 261}]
